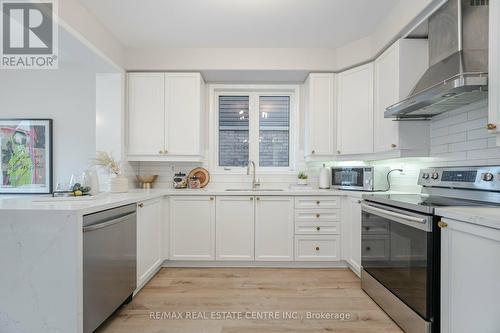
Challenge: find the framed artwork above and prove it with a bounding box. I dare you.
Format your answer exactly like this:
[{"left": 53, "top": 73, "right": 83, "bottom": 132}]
[{"left": 0, "top": 119, "right": 53, "bottom": 194}]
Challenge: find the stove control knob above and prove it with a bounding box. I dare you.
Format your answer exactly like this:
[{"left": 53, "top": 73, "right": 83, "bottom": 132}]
[
  {"left": 431, "top": 172, "right": 439, "bottom": 180},
  {"left": 422, "top": 173, "right": 430, "bottom": 179},
  {"left": 481, "top": 172, "right": 494, "bottom": 182}
]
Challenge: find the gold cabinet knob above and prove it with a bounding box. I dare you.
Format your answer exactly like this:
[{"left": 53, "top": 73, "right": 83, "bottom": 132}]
[
  {"left": 250, "top": 197, "right": 253, "bottom": 201},
  {"left": 316, "top": 200, "right": 320, "bottom": 205},
  {"left": 138, "top": 203, "right": 144, "bottom": 208},
  {"left": 438, "top": 220, "right": 448, "bottom": 228},
  {"left": 337, "top": 150, "right": 341, "bottom": 154},
  {"left": 256, "top": 197, "right": 260, "bottom": 201},
  {"left": 210, "top": 197, "right": 214, "bottom": 201},
  {"left": 316, "top": 226, "right": 320, "bottom": 231},
  {"left": 391, "top": 143, "right": 397, "bottom": 148},
  {"left": 315, "top": 246, "right": 320, "bottom": 251},
  {"left": 311, "top": 150, "right": 315, "bottom": 154},
  {"left": 158, "top": 150, "right": 163, "bottom": 154},
  {"left": 487, "top": 123, "right": 497, "bottom": 130},
  {"left": 316, "top": 213, "right": 320, "bottom": 218}
]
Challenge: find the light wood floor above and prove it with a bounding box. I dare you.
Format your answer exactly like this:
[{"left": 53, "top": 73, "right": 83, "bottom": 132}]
[{"left": 97, "top": 268, "right": 403, "bottom": 333}]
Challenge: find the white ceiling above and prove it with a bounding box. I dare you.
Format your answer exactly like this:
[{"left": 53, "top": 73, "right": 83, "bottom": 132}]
[{"left": 78, "top": 0, "right": 401, "bottom": 48}]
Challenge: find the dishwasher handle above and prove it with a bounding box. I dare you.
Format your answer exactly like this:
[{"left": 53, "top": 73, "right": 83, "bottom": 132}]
[{"left": 83, "top": 213, "right": 136, "bottom": 232}]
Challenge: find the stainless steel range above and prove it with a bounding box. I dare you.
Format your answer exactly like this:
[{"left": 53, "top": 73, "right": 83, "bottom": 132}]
[{"left": 361, "top": 166, "right": 500, "bottom": 333}]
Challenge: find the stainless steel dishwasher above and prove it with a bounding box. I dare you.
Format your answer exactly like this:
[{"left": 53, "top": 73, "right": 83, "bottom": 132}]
[{"left": 83, "top": 204, "right": 137, "bottom": 333}]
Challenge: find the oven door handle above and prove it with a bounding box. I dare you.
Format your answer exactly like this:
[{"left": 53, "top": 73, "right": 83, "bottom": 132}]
[{"left": 361, "top": 203, "right": 431, "bottom": 231}]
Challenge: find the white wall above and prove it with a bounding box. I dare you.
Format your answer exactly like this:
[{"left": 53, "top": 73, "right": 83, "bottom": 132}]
[{"left": 0, "top": 66, "right": 97, "bottom": 187}]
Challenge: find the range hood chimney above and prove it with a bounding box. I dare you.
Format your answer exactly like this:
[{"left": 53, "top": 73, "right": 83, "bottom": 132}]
[{"left": 385, "top": 0, "right": 489, "bottom": 119}]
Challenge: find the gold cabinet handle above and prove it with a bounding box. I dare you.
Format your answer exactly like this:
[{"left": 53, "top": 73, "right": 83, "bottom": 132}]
[
  {"left": 256, "top": 197, "right": 260, "bottom": 201},
  {"left": 316, "top": 226, "right": 321, "bottom": 231},
  {"left": 316, "top": 200, "right": 320, "bottom": 205},
  {"left": 315, "top": 246, "right": 320, "bottom": 251},
  {"left": 391, "top": 143, "right": 397, "bottom": 148},
  {"left": 158, "top": 150, "right": 163, "bottom": 154},
  {"left": 337, "top": 150, "right": 341, "bottom": 154},
  {"left": 138, "top": 203, "right": 144, "bottom": 208},
  {"left": 250, "top": 197, "right": 253, "bottom": 201},
  {"left": 316, "top": 213, "right": 320, "bottom": 218},
  {"left": 438, "top": 220, "right": 448, "bottom": 229},
  {"left": 164, "top": 149, "right": 168, "bottom": 154},
  {"left": 311, "top": 150, "right": 315, "bottom": 154},
  {"left": 487, "top": 123, "right": 497, "bottom": 130},
  {"left": 210, "top": 197, "right": 214, "bottom": 201}
]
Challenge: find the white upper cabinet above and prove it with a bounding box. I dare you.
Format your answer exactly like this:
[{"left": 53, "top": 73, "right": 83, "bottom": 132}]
[
  {"left": 304, "top": 73, "right": 336, "bottom": 159},
  {"left": 127, "top": 73, "right": 165, "bottom": 156},
  {"left": 165, "top": 73, "right": 204, "bottom": 156},
  {"left": 489, "top": 1, "right": 500, "bottom": 144},
  {"left": 374, "top": 39, "right": 430, "bottom": 155},
  {"left": 127, "top": 72, "right": 205, "bottom": 161},
  {"left": 336, "top": 63, "right": 374, "bottom": 155}
]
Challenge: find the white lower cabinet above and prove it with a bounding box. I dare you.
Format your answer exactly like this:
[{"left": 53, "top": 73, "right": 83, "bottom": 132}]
[
  {"left": 295, "top": 236, "right": 340, "bottom": 261},
  {"left": 255, "top": 196, "right": 294, "bottom": 261},
  {"left": 341, "top": 197, "right": 362, "bottom": 275},
  {"left": 169, "top": 196, "right": 216, "bottom": 260},
  {"left": 441, "top": 218, "right": 500, "bottom": 333},
  {"left": 215, "top": 196, "right": 255, "bottom": 261},
  {"left": 137, "top": 198, "right": 163, "bottom": 288}
]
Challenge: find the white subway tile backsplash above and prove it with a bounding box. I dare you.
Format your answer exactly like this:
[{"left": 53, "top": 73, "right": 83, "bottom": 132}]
[
  {"left": 431, "top": 112, "right": 468, "bottom": 129},
  {"left": 448, "top": 117, "right": 486, "bottom": 134},
  {"left": 431, "top": 126, "right": 449, "bottom": 138},
  {"left": 429, "top": 102, "right": 499, "bottom": 166},
  {"left": 448, "top": 139, "right": 488, "bottom": 152},
  {"left": 467, "top": 127, "right": 492, "bottom": 140},
  {"left": 431, "top": 132, "right": 466, "bottom": 146}
]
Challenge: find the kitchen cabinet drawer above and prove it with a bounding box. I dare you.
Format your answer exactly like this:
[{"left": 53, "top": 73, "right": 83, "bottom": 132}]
[
  {"left": 361, "top": 235, "right": 390, "bottom": 261},
  {"left": 295, "top": 196, "right": 340, "bottom": 209},
  {"left": 362, "top": 219, "right": 389, "bottom": 235},
  {"left": 294, "top": 236, "right": 340, "bottom": 261},
  {"left": 295, "top": 222, "right": 340, "bottom": 235},
  {"left": 295, "top": 209, "right": 340, "bottom": 222}
]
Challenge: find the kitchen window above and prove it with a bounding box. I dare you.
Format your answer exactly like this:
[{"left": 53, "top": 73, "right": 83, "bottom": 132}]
[{"left": 212, "top": 86, "right": 298, "bottom": 173}]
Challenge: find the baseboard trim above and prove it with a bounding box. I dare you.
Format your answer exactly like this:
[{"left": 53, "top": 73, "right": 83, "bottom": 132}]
[{"left": 162, "top": 260, "right": 350, "bottom": 268}]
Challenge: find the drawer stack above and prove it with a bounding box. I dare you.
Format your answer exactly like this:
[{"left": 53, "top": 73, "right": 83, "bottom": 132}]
[
  {"left": 294, "top": 196, "right": 341, "bottom": 261},
  {"left": 362, "top": 219, "right": 390, "bottom": 261}
]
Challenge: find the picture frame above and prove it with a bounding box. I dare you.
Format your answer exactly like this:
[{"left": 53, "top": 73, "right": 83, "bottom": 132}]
[{"left": 0, "top": 119, "right": 53, "bottom": 194}]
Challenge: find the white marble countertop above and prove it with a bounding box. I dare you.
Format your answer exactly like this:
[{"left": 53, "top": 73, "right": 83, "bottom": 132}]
[
  {"left": 0, "top": 187, "right": 379, "bottom": 215},
  {"left": 436, "top": 207, "right": 500, "bottom": 230}
]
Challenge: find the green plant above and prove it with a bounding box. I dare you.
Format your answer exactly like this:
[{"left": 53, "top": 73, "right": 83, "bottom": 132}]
[{"left": 298, "top": 171, "right": 308, "bottom": 180}]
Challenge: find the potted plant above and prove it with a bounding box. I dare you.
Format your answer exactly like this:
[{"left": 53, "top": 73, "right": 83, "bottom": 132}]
[
  {"left": 92, "top": 151, "right": 128, "bottom": 193},
  {"left": 297, "top": 171, "right": 308, "bottom": 185}
]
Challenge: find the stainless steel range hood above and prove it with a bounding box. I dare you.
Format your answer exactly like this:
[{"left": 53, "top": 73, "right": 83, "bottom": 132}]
[{"left": 385, "top": 0, "right": 489, "bottom": 119}]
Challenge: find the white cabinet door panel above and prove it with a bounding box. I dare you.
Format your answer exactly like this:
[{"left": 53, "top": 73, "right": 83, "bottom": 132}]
[
  {"left": 169, "top": 196, "right": 215, "bottom": 260},
  {"left": 337, "top": 63, "right": 374, "bottom": 155},
  {"left": 137, "top": 198, "right": 163, "bottom": 287},
  {"left": 216, "top": 196, "right": 255, "bottom": 261},
  {"left": 304, "top": 73, "right": 336, "bottom": 158},
  {"left": 127, "top": 73, "right": 165, "bottom": 155},
  {"left": 255, "top": 196, "right": 294, "bottom": 261},
  {"left": 441, "top": 219, "right": 500, "bottom": 333},
  {"left": 165, "top": 73, "right": 202, "bottom": 156}
]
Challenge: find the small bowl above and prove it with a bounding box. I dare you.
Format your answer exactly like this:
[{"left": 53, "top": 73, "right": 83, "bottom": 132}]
[{"left": 136, "top": 175, "right": 158, "bottom": 189}]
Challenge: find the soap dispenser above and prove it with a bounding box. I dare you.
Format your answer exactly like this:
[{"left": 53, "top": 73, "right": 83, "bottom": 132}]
[{"left": 319, "top": 164, "right": 330, "bottom": 189}]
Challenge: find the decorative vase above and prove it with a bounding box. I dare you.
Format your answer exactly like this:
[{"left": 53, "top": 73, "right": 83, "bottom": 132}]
[
  {"left": 297, "top": 178, "right": 308, "bottom": 185},
  {"left": 110, "top": 174, "right": 128, "bottom": 193}
]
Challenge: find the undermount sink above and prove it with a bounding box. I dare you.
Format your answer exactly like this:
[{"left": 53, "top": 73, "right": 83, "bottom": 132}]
[{"left": 225, "top": 188, "right": 284, "bottom": 192}]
